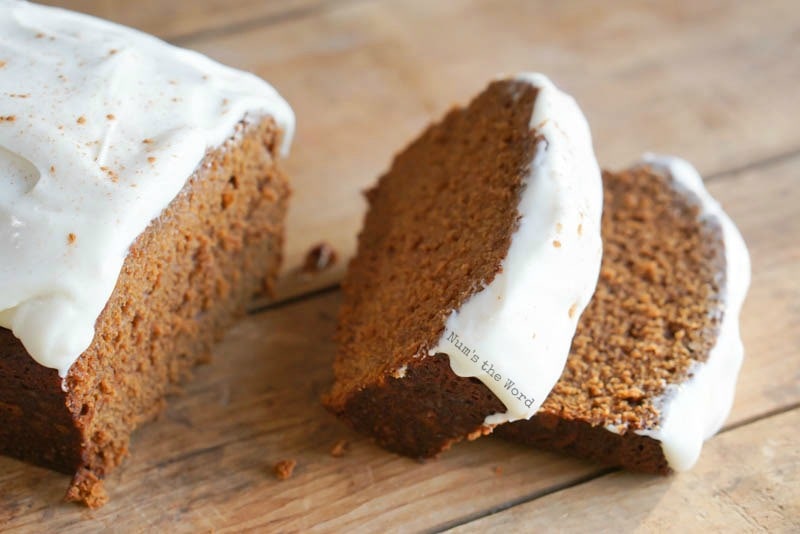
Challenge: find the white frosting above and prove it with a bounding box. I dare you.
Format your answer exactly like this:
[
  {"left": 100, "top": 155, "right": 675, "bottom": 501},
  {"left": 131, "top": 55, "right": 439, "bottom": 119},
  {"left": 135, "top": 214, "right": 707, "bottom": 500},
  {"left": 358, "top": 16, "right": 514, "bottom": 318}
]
[
  {"left": 429, "top": 73, "right": 603, "bottom": 425},
  {"left": 0, "top": 0, "right": 295, "bottom": 377},
  {"left": 633, "top": 154, "right": 751, "bottom": 471}
]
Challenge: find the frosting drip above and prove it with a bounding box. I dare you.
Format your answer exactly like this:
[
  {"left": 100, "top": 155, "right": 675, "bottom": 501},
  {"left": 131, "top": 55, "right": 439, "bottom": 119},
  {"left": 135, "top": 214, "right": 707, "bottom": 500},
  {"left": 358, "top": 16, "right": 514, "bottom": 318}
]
[
  {"left": 0, "top": 0, "right": 295, "bottom": 376},
  {"left": 632, "top": 154, "right": 751, "bottom": 471},
  {"left": 429, "top": 73, "right": 603, "bottom": 425}
]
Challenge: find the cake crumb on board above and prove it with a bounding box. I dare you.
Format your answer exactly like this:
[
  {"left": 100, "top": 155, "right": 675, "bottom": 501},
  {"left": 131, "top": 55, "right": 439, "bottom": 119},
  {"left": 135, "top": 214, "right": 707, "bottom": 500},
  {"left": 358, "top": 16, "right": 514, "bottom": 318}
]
[
  {"left": 65, "top": 469, "right": 108, "bottom": 509},
  {"left": 301, "top": 242, "right": 338, "bottom": 275},
  {"left": 273, "top": 459, "right": 297, "bottom": 481},
  {"left": 330, "top": 439, "right": 349, "bottom": 458}
]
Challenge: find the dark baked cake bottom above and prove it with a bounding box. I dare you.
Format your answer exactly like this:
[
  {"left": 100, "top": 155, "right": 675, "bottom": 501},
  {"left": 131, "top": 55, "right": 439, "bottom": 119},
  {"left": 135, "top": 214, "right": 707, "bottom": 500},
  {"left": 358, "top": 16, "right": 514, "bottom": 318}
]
[{"left": 0, "top": 117, "right": 290, "bottom": 507}]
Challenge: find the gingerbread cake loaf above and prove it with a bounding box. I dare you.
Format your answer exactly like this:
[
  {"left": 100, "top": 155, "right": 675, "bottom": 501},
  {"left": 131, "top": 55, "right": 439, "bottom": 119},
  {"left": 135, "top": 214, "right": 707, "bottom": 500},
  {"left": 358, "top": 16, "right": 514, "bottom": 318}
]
[
  {"left": 497, "top": 156, "right": 750, "bottom": 473},
  {"left": 325, "top": 74, "right": 603, "bottom": 458},
  {"left": 0, "top": 1, "right": 294, "bottom": 506}
]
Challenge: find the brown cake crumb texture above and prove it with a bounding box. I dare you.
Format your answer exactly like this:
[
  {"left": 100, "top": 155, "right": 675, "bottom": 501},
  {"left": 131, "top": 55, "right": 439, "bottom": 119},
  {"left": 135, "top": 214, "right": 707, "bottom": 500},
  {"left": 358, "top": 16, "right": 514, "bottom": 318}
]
[
  {"left": 497, "top": 165, "right": 726, "bottom": 473},
  {"left": 0, "top": 117, "right": 290, "bottom": 506},
  {"left": 324, "top": 80, "right": 542, "bottom": 458},
  {"left": 273, "top": 459, "right": 297, "bottom": 481}
]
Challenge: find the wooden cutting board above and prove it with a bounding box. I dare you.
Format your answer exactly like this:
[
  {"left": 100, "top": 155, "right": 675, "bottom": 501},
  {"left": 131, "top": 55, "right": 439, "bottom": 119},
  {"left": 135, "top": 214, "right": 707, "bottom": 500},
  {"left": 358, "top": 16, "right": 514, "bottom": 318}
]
[{"left": 3, "top": 1, "right": 799, "bottom": 531}]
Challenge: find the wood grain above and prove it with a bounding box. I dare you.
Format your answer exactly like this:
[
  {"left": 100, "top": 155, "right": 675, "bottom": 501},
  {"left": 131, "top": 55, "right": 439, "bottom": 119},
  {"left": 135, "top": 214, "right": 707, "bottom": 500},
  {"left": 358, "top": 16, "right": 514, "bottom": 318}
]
[
  {"left": 1, "top": 156, "right": 798, "bottom": 532},
  {"left": 3, "top": 1, "right": 799, "bottom": 531},
  {"left": 707, "top": 159, "right": 800, "bottom": 425},
  {"left": 179, "top": 0, "right": 800, "bottom": 299},
  {"left": 41, "top": 0, "right": 344, "bottom": 41},
  {"left": 449, "top": 407, "right": 800, "bottom": 533},
  {"left": 0, "top": 291, "right": 604, "bottom": 532}
]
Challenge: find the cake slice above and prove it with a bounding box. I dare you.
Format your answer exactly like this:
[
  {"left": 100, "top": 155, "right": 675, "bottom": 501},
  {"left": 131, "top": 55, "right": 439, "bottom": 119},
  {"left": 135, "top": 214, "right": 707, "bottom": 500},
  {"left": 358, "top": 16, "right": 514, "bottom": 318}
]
[
  {"left": 0, "top": 1, "right": 294, "bottom": 506},
  {"left": 324, "top": 74, "right": 603, "bottom": 458},
  {"left": 496, "top": 156, "right": 750, "bottom": 473}
]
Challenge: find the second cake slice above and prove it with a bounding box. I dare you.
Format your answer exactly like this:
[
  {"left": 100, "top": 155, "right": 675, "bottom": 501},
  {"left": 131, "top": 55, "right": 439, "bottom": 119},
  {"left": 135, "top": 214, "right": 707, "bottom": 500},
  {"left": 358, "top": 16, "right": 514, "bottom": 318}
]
[{"left": 497, "top": 156, "right": 750, "bottom": 473}]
